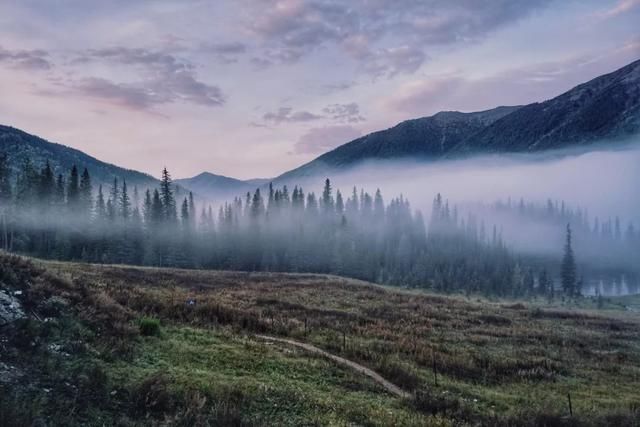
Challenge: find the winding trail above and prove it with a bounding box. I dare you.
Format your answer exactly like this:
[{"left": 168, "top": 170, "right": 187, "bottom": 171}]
[{"left": 255, "top": 334, "right": 411, "bottom": 399}]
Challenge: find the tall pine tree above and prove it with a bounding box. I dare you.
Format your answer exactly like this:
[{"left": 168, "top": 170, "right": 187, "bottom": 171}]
[{"left": 561, "top": 223, "right": 577, "bottom": 296}]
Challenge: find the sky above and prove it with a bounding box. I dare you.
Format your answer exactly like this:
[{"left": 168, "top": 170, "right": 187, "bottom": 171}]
[{"left": 0, "top": 0, "right": 639, "bottom": 180}]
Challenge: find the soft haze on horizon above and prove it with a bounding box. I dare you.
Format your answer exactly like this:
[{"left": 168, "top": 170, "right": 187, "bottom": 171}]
[{"left": 0, "top": 0, "right": 639, "bottom": 179}]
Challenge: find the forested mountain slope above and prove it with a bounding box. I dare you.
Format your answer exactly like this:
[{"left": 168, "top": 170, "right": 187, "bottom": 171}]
[{"left": 0, "top": 125, "right": 158, "bottom": 189}]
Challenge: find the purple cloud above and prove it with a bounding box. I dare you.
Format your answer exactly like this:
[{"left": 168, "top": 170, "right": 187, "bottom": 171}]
[
  {"left": 0, "top": 45, "right": 52, "bottom": 70},
  {"left": 66, "top": 47, "right": 225, "bottom": 109},
  {"left": 263, "top": 102, "right": 366, "bottom": 125},
  {"left": 263, "top": 107, "right": 323, "bottom": 124},
  {"left": 322, "top": 103, "right": 366, "bottom": 123},
  {"left": 200, "top": 42, "right": 247, "bottom": 63},
  {"left": 72, "top": 78, "right": 154, "bottom": 109},
  {"left": 247, "top": 0, "right": 553, "bottom": 77}
]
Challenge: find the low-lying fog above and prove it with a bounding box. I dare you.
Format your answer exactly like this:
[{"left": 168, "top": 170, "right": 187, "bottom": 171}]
[
  {"left": 320, "top": 142, "right": 640, "bottom": 227},
  {"left": 277, "top": 141, "right": 640, "bottom": 295}
]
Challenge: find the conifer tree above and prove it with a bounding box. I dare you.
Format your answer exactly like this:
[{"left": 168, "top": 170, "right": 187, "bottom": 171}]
[
  {"left": 95, "top": 185, "right": 106, "bottom": 220},
  {"left": 306, "top": 193, "right": 318, "bottom": 217},
  {"left": 346, "top": 187, "right": 359, "bottom": 217},
  {"left": 181, "top": 197, "right": 189, "bottom": 227},
  {"left": 39, "top": 161, "right": 55, "bottom": 206},
  {"left": 160, "top": 167, "right": 176, "bottom": 222},
  {"left": 120, "top": 180, "right": 131, "bottom": 220},
  {"left": 561, "top": 223, "right": 577, "bottom": 296},
  {"left": 143, "top": 189, "right": 152, "bottom": 225},
  {"left": 188, "top": 191, "right": 196, "bottom": 229},
  {"left": 321, "top": 178, "right": 334, "bottom": 214},
  {"left": 67, "top": 165, "right": 80, "bottom": 209},
  {"left": 335, "top": 190, "right": 344, "bottom": 215},
  {"left": 79, "top": 167, "right": 92, "bottom": 216},
  {"left": 151, "top": 189, "right": 163, "bottom": 225},
  {"left": 133, "top": 186, "right": 140, "bottom": 210},
  {"left": 106, "top": 199, "right": 115, "bottom": 221},
  {"left": 374, "top": 189, "right": 384, "bottom": 222},
  {"left": 268, "top": 182, "right": 274, "bottom": 211},
  {"left": 15, "top": 159, "right": 37, "bottom": 207},
  {"left": 109, "top": 178, "right": 118, "bottom": 214},
  {"left": 251, "top": 189, "right": 265, "bottom": 218}
]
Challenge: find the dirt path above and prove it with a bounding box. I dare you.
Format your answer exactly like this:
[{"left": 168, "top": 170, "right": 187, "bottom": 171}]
[{"left": 255, "top": 334, "right": 412, "bottom": 399}]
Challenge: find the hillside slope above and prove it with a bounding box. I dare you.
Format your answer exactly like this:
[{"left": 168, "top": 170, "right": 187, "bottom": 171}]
[
  {"left": 458, "top": 58, "right": 640, "bottom": 154},
  {"left": 277, "top": 59, "right": 640, "bottom": 181},
  {"left": 276, "top": 106, "right": 520, "bottom": 181},
  {"left": 0, "top": 124, "right": 158, "bottom": 189}
]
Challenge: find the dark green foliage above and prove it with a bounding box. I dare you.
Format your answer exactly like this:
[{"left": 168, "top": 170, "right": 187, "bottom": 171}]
[
  {"left": 139, "top": 317, "right": 161, "bottom": 336},
  {"left": 160, "top": 167, "right": 176, "bottom": 222}
]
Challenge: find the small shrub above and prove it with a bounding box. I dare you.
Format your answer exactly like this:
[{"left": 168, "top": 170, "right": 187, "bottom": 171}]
[{"left": 139, "top": 317, "right": 161, "bottom": 336}]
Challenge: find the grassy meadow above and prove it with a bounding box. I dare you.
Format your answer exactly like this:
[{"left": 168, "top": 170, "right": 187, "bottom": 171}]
[{"left": 1, "top": 255, "right": 639, "bottom": 426}]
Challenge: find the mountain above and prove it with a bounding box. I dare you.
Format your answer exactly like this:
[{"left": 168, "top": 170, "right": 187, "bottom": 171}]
[
  {"left": 276, "top": 58, "right": 640, "bottom": 182},
  {"left": 454, "top": 59, "right": 640, "bottom": 154},
  {"left": 175, "top": 172, "right": 266, "bottom": 201},
  {"left": 276, "top": 106, "right": 521, "bottom": 182},
  {"left": 0, "top": 124, "right": 158, "bottom": 190}
]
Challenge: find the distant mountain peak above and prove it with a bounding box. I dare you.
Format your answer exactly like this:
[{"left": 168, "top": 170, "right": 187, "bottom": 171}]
[{"left": 275, "top": 59, "right": 640, "bottom": 183}]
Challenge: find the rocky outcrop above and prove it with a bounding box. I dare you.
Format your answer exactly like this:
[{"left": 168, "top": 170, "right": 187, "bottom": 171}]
[{"left": 0, "top": 289, "right": 25, "bottom": 326}]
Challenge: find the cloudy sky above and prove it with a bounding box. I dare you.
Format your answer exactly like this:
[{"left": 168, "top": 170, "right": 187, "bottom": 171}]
[{"left": 0, "top": 0, "right": 638, "bottom": 179}]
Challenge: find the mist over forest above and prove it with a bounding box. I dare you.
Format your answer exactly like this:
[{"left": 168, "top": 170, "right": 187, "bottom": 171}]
[
  {"left": 1, "top": 141, "right": 638, "bottom": 298},
  {"left": 293, "top": 142, "right": 640, "bottom": 272}
]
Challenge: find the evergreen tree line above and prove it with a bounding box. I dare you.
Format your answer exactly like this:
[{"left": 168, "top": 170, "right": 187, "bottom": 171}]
[{"left": 0, "top": 156, "right": 595, "bottom": 298}]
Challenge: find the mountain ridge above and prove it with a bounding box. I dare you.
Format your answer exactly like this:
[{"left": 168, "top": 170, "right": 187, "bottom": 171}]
[
  {"left": 274, "top": 58, "right": 640, "bottom": 183},
  {"left": 0, "top": 124, "right": 158, "bottom": 189},
  {"left": 174, "top": 172, "right": 268, "bottom": 201}
]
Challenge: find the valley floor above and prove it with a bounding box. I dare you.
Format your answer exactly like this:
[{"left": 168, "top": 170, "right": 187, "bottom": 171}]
[{"left": 1, "top": 255, "right": 639, "bottom": 426}]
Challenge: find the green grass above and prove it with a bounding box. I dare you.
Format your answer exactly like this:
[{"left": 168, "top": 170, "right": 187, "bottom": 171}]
[{"left": 106, "top": 325, "right": 435, "bottom": 426}]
